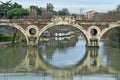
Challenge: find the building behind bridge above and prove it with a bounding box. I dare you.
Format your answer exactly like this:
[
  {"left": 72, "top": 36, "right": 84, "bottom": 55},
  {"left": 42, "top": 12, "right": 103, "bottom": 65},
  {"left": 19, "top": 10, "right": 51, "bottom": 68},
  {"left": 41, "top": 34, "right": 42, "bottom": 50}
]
[{"left": 72, "top": 10, "right": 104, "bottom": 20}]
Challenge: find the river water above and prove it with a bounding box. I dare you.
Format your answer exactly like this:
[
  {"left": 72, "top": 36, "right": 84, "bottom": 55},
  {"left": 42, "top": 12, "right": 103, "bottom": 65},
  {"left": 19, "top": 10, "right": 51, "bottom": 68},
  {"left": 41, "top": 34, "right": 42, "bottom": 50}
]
[{"left": 0, "top": 35, "right": 120, "bottom": 80}]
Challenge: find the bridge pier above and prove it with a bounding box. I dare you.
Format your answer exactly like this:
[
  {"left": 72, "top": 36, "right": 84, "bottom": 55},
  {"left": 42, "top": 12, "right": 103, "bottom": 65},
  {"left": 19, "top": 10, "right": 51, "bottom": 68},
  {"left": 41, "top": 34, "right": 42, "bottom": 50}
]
[
  {"left": 27, "top": 37, "right": 38, "bottom": 47},
  {"left": 86, "top": 39, "right": 99, "bottom": 48}
]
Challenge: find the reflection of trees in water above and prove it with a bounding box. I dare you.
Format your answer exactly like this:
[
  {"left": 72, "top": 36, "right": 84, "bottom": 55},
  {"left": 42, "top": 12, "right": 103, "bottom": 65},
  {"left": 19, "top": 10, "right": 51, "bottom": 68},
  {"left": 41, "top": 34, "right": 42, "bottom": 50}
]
[
  {"left": 0, "top": 46, "right": 26, "bottom": 70},
  {"left": 104, "top": 48, "right": 120, "bottom": 71}
]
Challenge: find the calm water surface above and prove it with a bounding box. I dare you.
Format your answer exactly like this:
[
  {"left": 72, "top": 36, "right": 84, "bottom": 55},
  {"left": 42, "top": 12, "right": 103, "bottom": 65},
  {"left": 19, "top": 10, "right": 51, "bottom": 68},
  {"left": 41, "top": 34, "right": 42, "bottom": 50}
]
[{"left": 0, "top": 35, "right": 120, "bottom": 80}]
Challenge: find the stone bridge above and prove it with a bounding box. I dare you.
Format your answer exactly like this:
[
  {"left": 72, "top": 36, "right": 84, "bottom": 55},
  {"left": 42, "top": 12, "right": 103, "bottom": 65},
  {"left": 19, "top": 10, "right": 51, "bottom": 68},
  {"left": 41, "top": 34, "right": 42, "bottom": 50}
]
[{"left": 0, "top": 16, "right": 120, "bottom": 47}]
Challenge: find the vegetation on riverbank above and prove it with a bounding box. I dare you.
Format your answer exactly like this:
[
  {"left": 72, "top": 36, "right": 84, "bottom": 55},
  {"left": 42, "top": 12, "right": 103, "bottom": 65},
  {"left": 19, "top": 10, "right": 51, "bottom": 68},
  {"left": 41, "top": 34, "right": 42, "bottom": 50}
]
[
  {"left": 0, "top": 44, "right": 8, "bottom": 49},
  {"left": 0, "top": 34, "right": 11, "bottom": 49},
  {"left": 0, "top": 34, "right": 12, "bottom": 42},
  {"left": 102, "top": 28, "right": 120, "bottom": 47}
]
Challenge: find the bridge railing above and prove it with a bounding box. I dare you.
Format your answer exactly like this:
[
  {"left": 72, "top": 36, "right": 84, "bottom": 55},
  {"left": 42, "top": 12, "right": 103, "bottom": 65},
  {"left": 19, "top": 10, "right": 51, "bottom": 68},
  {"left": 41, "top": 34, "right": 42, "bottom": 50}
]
[
  {"left": 0, "top": 18, "right": 119, "bottom": 26},
  {"left": 0, "top": 19, "right": 51, "bottom": 25},
  {"left": 51, "top": 15, "right": 75, "bottom": 24},
  {"left": 0, "top": 19, "right": 10, "bottom": 22},
  {"left": 75, "top": 19, "right": 117, "bottom": 26}
]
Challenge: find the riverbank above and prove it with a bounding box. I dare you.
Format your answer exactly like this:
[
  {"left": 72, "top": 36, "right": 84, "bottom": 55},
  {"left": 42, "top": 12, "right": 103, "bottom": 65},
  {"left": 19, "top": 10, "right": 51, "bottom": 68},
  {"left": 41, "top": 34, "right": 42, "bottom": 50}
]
[
  {"left": 0, "top": 41, "right": 20, "bottom": 49},
  {"left": 0, "top": 44, "right": 8, "bottom": 49}
]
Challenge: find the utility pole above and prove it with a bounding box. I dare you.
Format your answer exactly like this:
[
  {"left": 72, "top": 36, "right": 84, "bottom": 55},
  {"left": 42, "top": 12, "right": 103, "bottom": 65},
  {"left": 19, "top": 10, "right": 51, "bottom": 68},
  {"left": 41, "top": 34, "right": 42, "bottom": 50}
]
[
  {"left": 79, "top": 8, "right": 84, "bottom": 14},
  {"left": 79, "top": 8, "right": 84, "bottom": 20}
]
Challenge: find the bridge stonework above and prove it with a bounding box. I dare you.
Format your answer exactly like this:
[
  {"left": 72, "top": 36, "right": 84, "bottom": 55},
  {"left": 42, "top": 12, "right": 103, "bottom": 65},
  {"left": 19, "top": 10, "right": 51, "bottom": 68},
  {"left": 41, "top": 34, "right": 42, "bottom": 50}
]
[{"left": 0, "top": 16, "right": 120, "bottom": 47}]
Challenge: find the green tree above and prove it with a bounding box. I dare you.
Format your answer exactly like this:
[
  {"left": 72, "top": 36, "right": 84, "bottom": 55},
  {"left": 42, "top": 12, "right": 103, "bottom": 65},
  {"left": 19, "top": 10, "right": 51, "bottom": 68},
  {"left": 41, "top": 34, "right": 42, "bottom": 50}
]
[
  {"left": 8, "top": 8, "right": 29, "bottom": 19},
  {"left": 46, "top": 3, "right": 54, "bottom": 11},
  {"left": 58, "top": 8, "right": 70, "bottom": 16},
  {"left": 0, "top": 0, "right": 12, "bottom": 9},
  {"left": 36, "top": 6, "right": 42, "bottom": 15},
  {"left": 0, "top": 0, "right": 12, "bottom": 18},
  {"left": 10, "top": 2, "right": 22, "bottom": 9}
]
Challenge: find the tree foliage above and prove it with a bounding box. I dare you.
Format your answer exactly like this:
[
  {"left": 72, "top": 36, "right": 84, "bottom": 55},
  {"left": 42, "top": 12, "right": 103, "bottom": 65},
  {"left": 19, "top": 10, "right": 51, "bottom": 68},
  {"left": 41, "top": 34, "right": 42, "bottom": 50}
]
[
  {"left": 0, "top": 1, "right": 28, "bottom": 19},
  {"left": 46, "top": 3, "right": 54, "bottom": 11},
  {"left": 8, "top": 8, "right": 29, "bottom": 19},
  {"left": 0, "top": 0, "right": 12, "bottom": 18},
  {"left": 58, "top": 8, "right": 70, "bottom": 16},
  {"left": 0, "top": 0, "right": 12, "bottom": 9},
  {"left": 10, "top": 2, "right": 22, "bottom": 9}
]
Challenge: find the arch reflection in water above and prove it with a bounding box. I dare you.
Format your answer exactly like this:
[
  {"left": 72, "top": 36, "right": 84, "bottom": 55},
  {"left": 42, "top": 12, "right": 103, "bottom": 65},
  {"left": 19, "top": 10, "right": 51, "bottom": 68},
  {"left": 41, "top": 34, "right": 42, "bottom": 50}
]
[
  {"left": 13, "top": 47, "right": 117, "bottom": 79},
  {"left": 39, "top": 35, "right": 86, "bottom": 67}
]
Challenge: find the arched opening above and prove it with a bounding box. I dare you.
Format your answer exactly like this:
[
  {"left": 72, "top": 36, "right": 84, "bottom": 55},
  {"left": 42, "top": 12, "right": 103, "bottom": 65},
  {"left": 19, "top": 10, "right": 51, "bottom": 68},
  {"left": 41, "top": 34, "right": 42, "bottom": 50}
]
[
  {"left": 29, "top": 28, "right": 36, "bottom": 35},
  {"left": 38, "top": 24, "right": 88, "bottom": 46},
  {"left": 38, "top": 24, "right": 88, "bottom": 67},
  {"left": 90, "top": 29, "right": 97, "bottom": 36},
  {"left": 0, "top": 25, "right": 28, "bottom": 46}
]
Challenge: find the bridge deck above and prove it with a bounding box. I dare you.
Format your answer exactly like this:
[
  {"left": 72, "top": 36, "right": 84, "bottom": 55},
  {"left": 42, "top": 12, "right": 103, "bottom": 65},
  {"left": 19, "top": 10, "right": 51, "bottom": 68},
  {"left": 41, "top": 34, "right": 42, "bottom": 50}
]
[{"left": 0, "top": 19, "right": 117, "bottom": 30}]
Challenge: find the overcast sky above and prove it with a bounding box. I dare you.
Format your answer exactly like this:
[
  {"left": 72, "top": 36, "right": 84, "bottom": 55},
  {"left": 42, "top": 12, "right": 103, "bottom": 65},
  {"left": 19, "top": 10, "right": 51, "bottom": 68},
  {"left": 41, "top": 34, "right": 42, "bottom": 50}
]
[{"left": 1, "top": 0, "right": 120, "bottom": 13}]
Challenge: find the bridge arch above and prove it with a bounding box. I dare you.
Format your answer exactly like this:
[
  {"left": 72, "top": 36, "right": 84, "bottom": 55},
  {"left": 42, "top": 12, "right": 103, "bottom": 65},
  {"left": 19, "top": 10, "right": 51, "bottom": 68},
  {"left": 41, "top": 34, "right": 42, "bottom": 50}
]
[
  {"left": 0, "top": 23, "right": 29, "bottom": 45},
  {"left": 99, "top": 23, "right": 120, "bottom": 41},
  {"left": 37, "top": 23, "right": 89, "bottom": 45}
]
